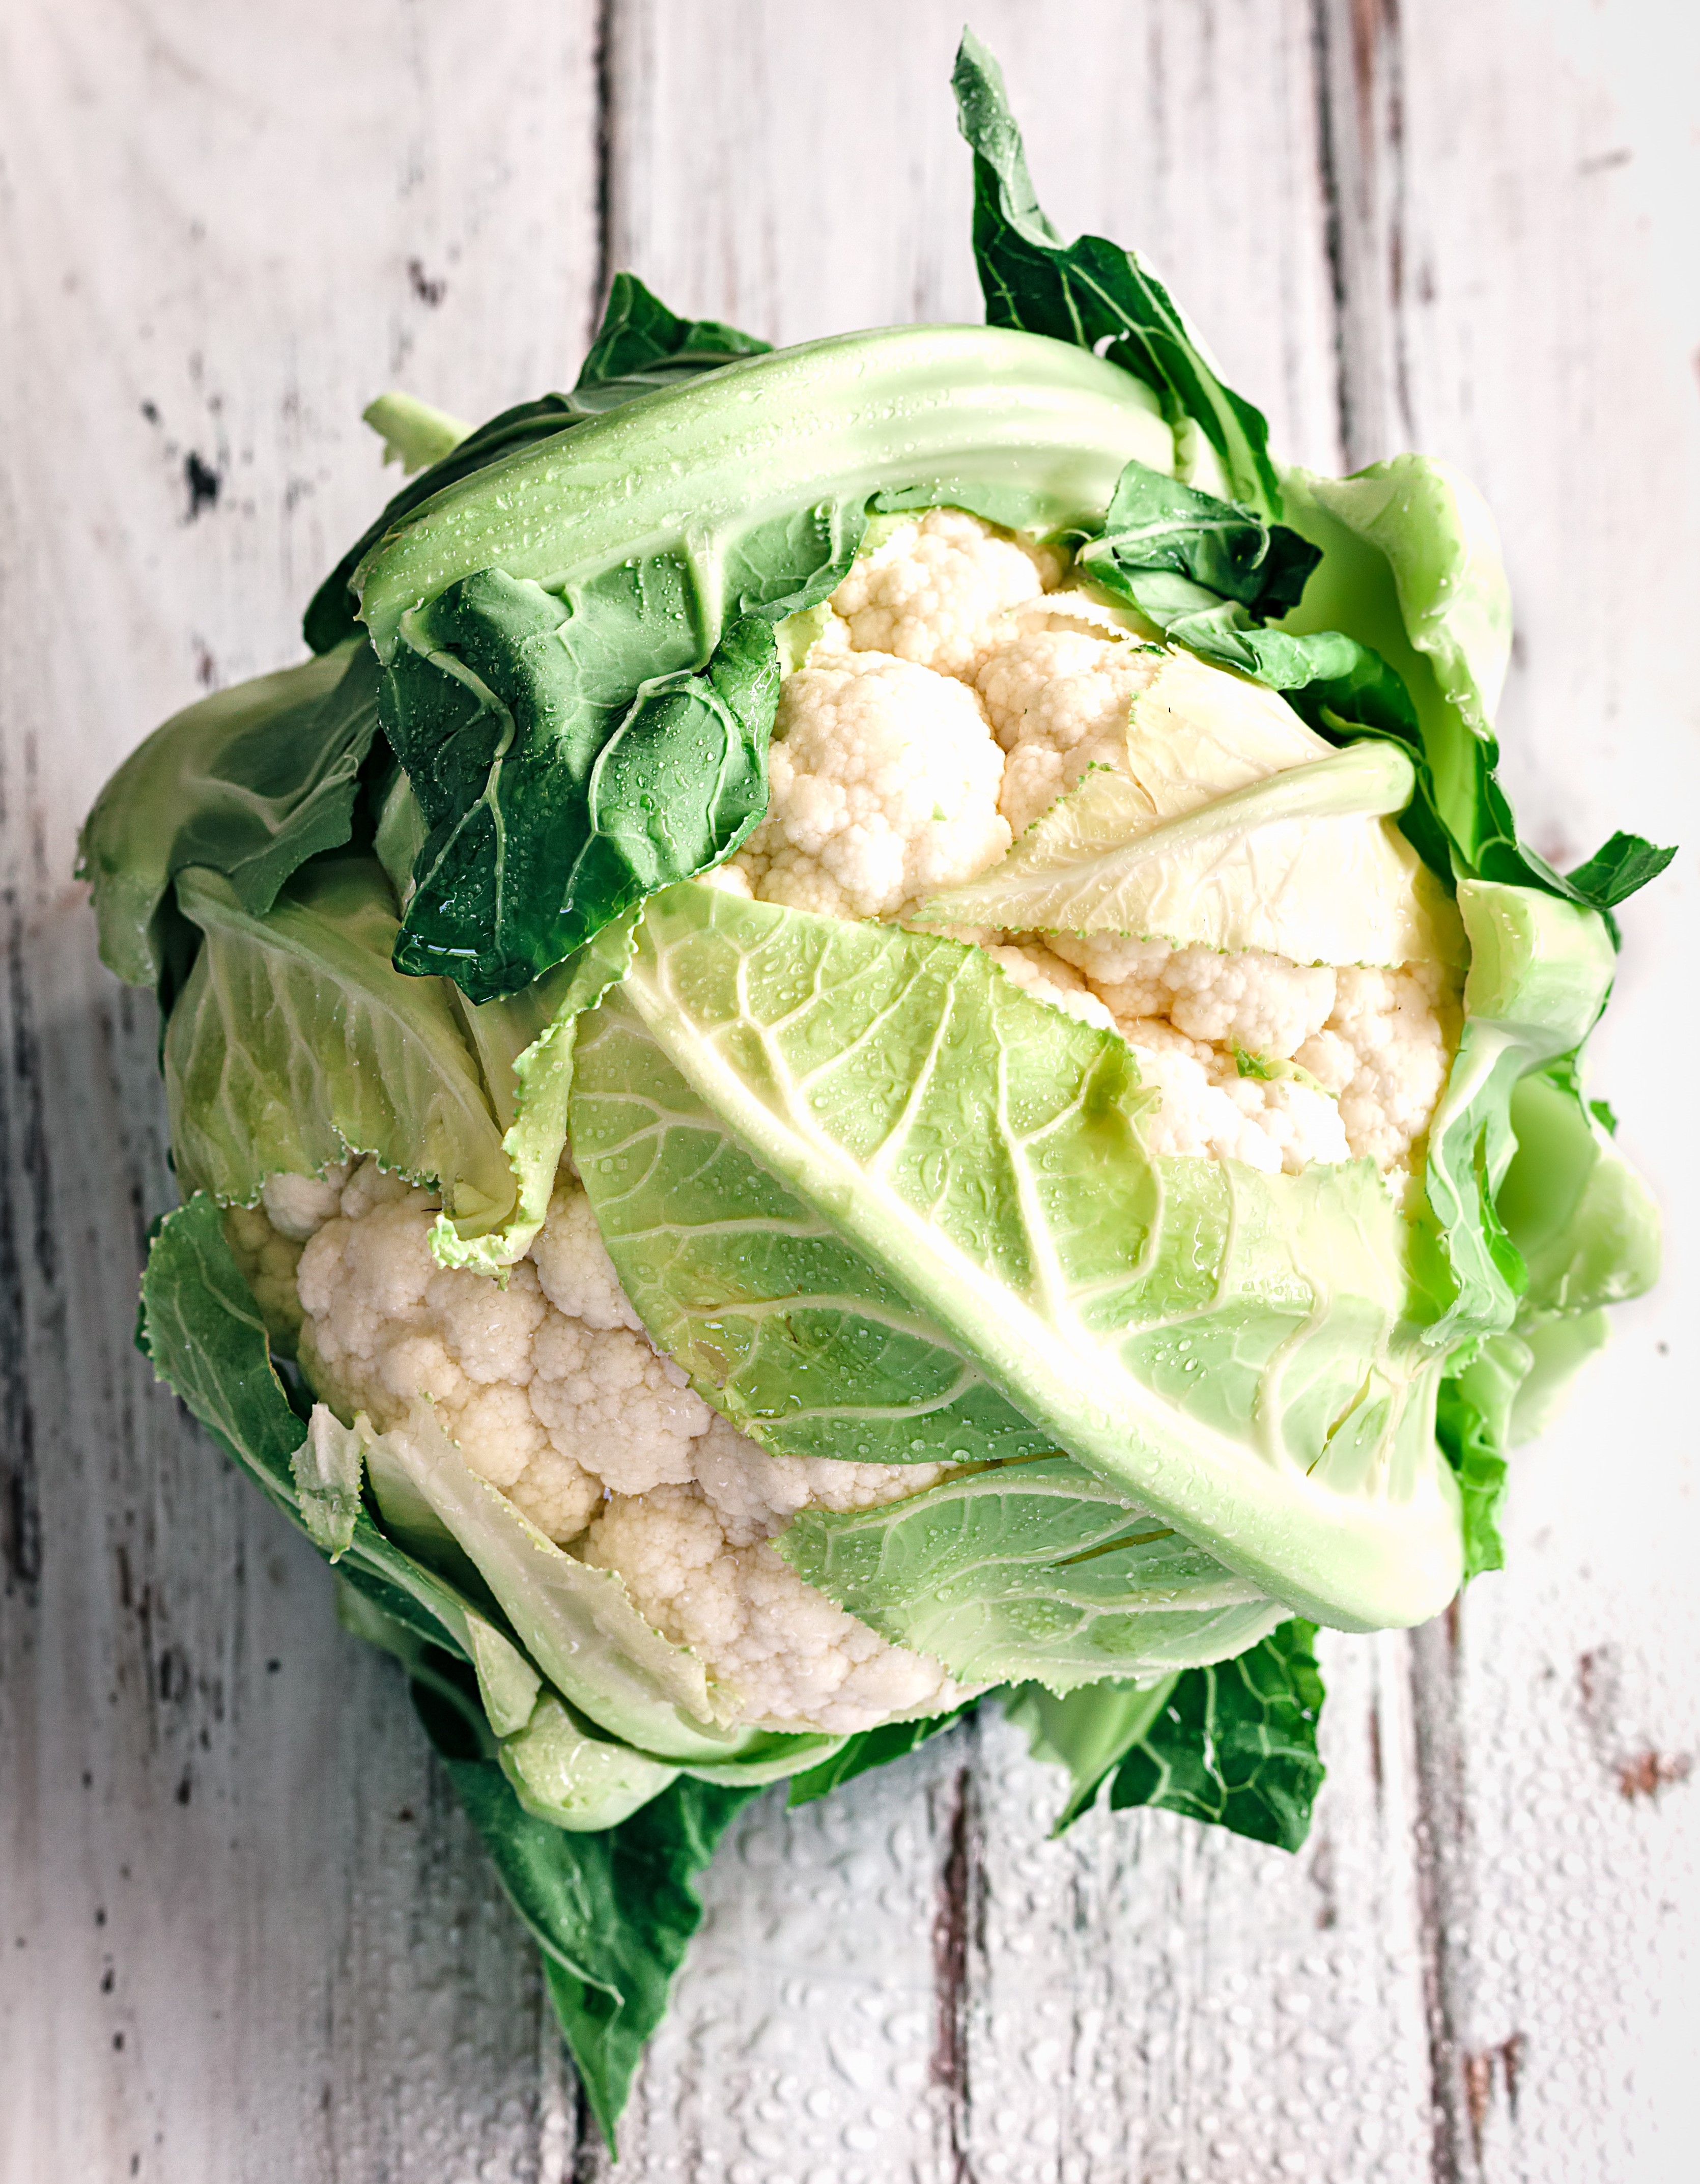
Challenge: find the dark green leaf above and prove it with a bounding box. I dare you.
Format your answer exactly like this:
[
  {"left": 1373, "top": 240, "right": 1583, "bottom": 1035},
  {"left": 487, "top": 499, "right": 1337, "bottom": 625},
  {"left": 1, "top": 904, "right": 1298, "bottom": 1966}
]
[
  {"left": 430, "top": 1747, "right": 759, "bottom": 2151},
  {"left": 138, "top": 1191, "right": 309, "bottom": 1506},
  {"left": 1079, "top": 461, "right": 1319, "bottom": 620},
  {"left": 386, "top": 598, "right": 787, "bottom": 997},
  {"left": 303, "top": 276, "right": 770, "bottom": 653},
  {"left": 952, "top": 31, "right": 1280, "bottom": 516},
  {"left": 576, "top": 268, "right": 771, "bottom": 388},
  {"left": 786, "top": 1710, "right": 968, "bottom": 1807},
  {"left": 1565, "top": 830, "right": 1678, "bottom": 911},
  {"left": 1107, "top": 1620, "right": 1325, "bottom": 1851}
]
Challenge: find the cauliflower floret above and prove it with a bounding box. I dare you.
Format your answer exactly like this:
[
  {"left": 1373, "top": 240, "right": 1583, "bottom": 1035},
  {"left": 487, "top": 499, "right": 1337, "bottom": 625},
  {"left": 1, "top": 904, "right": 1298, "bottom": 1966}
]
[
  {"left": 507, "top": 1452, "right": 605, "bottom": 1545},
  {"left": 583, "top": 1472, "right": 960, "bottom": 1734},
  {"left": 1122, "top": 1027, "right": 1280, "bottom": 1174},
  {"left": 984, "top": 942, "right": 1116, "bottom": 1031},
  {"left": 697, "top": 858, "right": 755, "bottom": 899},
  {"left": 738, "top": 510, "right": 1460, "bottom": 1183},
  {"left": 1047, "top": 931, "right": 1176, "bottom": 1020},
  {"left": 265, "top": 1155, "right": 953, "bottom": 1732},
  {"left": 1051, "top": 933, "right": 1337, "bottom": 1059},
  {"left": 975, "top": 627, "right": 1161, "bottom": 834},
  {"left": 1117, "top": 1023, "right": 1343, "bottom": 1175},
  {"left": 224, "top": 1161, "right": 359, "bottom": 1347},
  {"left": 427, "top": 1257, "right": 546, "bottom": 1385},
  {"left": 294, "top": 1169, "right": 700, "bottom": 1516},
  {"left": 1299, "top": 963, "right": 1458, "bottom": 1170},
  {"left": 1223, "top": 1074, "right": 1353, "bottom": 1171},
  {"left": 224, "top": 1202, "right": 311, "bottom": 1348},
  {"left": 530, "top": 1182, "right": 642, "bottom": 1331},
  {"left": 1293, "top": 1028, "right": 1357, "bottom": 1098},
  {"left": 261, "top": 1164, "right": 351, "bottom": 1240},
  {"left": 1156, "top": 947, "right": 1338, "bottom": 1061},
  {"left": 736, "top": 651, "right": 1010, "bottom": 919},
  {"left": 527, "top": 1312, "right": 706, "bottom": 1495},
  {"left": 829, "top": 506, "right": 1057, "bottom": 678},
  {"left": 688, "top": 1410, "right": 946, "bottom": 1547},
  {"left": 1039, "top": 930, "right": 1460, "bottom": 1175},
  {"left": 339, "top": 1160, "right": 415, "bottom": 1220}
]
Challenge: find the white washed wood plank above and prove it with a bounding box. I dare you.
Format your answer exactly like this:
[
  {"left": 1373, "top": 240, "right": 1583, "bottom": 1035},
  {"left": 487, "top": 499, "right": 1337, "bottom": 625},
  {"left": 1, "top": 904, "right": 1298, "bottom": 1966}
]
[
  {"left": 966, "top": 1636, "right": 1432, "bottom": 2184},
  {"left": 607, "top": 0, "right": 1342, "bottom": 468},
  {"left": 1327, "top": 2, "right": 1700, "bottom": 2177},
  {"left": 593, "top": 1731, "right": 976, "bottom": 2183},
  {"left": 604, "top": 7, "right": 1438, "bottom": 2178},
  {"left": 0, "top": 4, "right": 600, "bottom": 2179}
]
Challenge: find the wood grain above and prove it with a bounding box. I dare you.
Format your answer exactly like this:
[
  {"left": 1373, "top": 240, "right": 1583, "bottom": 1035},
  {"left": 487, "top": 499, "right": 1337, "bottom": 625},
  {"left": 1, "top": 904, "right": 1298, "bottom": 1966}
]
[
  {"left": 0, "top": 5, "right": 600, "bottom": 2178},
  {"left": 1332, "top": 7, "right": 1700, "bottom": 2179},
  {"left": 1, "top": 3, "right": 1692, "bottom": 2180}
]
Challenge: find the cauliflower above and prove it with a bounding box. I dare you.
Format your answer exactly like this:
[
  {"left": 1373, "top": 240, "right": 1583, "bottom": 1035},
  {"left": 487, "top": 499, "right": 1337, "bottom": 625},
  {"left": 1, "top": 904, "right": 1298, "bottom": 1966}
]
[
  {"left": 828, "top": 505, "right": 1059, "bottom": 675},
  {"left": 1298, "top": 963, "right": 1459, "bottom": 1171},
  {"left": 1049, "top": 931, "right": 1458, "bottom": 1174},
  {"left": 734, "top": 651, "right": 1010, "bottom": 919},
  {"left": 976, "top": 624, "right": 1163, "bottom": 834},
  {"left": 265, "top": 1157, "right": 958, "bottom": 1733},
  {"left": 1119, "top": 1020, "right": 1351, "bottom": 1174},
  {"left": 583, "top": 1417, "right": 960, "bottom": 1732},
  {"left": 236, "top": 513, "right": 1463, "bottom": 1740},
  {"left": 729, "top": 507, "right": 1461, "bottom": 1181},
  {"left": 982, "top": 940, "right": 1116, "bottom": 1031}
]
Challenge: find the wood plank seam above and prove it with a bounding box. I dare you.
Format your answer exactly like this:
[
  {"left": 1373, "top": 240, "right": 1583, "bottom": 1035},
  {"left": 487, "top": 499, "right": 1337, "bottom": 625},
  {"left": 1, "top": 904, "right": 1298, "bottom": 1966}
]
[{"left": 1310, "top": 6, "right": 1485, "bottom": 2179}]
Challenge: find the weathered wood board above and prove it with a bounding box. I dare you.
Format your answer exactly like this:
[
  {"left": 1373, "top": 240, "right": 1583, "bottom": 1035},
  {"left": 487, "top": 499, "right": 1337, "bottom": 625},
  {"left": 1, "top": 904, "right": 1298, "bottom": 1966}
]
[{"left": 2, "top": 4, "right": 1693, "bottom": 2180}]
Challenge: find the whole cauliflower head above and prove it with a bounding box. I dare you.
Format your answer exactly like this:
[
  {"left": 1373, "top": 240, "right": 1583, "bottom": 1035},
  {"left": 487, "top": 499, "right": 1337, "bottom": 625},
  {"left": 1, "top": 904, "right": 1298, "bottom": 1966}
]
[{"left": 232, "top": 512, "right": 1466, "bottom": 1743}]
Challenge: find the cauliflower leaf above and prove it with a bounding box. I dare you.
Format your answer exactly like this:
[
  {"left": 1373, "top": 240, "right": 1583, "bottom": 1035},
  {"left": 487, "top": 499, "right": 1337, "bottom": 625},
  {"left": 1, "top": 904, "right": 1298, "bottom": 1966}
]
[
  {"left": 303, "top": 272, "right": 772, "bottom": 655},
  {"left": 775, "top": 1458, "right": 1284, "bottom": 1692},
  {"left": 952, "top": 31, "right": 1280, "bottom": 515},
  {"left": 1420, "top": 879, "right": 1620, "bottom": 1348},
  {"left": 607, "top": 883, "right": 1462, "bottom": 1632},
  {"left": 917, "top": 655, "right": 1456, "bottom": 967},
  {"left": 1008, "top": 1619, "right": 1325, "bottom": 1847},
  {"left": 366, "top": 1406, "right": 742, "bottom": 1761},
  {"left": 569, "top": 985, "right": 1059, "bottom": 1468},
  {"left": 165, "top": 859, "right": 525, "bottom": 1238},
  {"left": 499, "top": 1694, "right": 681, "bottom": 1832},
  {"left": 163, "top": 856, "right": 630, "bottom": 1272},
  {"left": 77, "top": 639, "right": 380, "bottom": 993},
  {"left": 438, "top": 1758, "right": 759, "bottom": 2153}
]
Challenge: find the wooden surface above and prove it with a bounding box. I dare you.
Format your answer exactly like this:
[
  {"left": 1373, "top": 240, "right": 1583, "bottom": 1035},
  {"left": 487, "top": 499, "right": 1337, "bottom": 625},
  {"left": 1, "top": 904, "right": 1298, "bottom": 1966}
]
[{"left": 1, "top": 3, "right": 1694, "bottom": 2178}]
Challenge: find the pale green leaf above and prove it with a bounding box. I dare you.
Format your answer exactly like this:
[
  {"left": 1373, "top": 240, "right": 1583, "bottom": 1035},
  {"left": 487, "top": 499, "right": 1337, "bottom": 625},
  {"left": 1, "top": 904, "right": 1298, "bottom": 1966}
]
[
  {"left": 776, "top": 1458, "right": 1283, "bottom": 1691},
  {"left": 607, "top": 885, "right": 1462, "bottom": 1632},
  {"left": 499, "top": 1694, "right": 681, "bottom": 1832}
]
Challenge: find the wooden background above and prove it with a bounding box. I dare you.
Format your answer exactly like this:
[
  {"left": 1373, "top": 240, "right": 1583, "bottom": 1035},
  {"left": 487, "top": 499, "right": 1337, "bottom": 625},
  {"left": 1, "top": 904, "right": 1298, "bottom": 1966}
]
[{"left": 3, "top": 3, "right": 1696, "bottom": 2178}]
